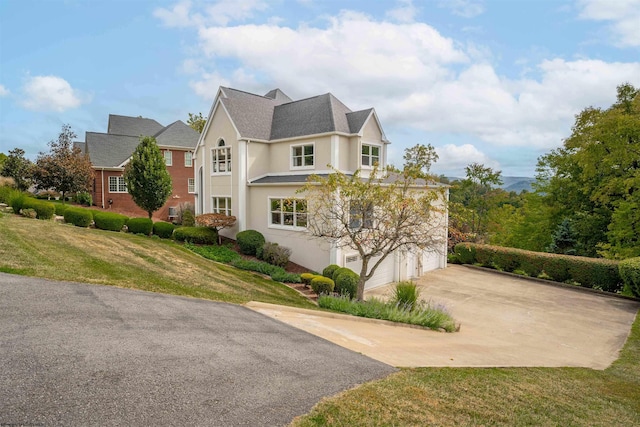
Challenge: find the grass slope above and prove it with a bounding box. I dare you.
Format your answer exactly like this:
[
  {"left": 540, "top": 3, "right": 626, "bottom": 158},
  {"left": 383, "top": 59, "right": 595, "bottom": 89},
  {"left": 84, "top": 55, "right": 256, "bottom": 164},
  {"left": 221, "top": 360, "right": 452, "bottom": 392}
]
[{"left": 0, "top": 215, "right": 313, "bottom": 308}]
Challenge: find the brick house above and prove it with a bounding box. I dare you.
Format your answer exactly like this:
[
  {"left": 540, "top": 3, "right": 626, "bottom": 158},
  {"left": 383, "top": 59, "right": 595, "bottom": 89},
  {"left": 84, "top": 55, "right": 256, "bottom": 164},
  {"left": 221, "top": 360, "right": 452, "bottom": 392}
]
[{"left": 80, "top": 115, "right": 199, "bottom": 220}]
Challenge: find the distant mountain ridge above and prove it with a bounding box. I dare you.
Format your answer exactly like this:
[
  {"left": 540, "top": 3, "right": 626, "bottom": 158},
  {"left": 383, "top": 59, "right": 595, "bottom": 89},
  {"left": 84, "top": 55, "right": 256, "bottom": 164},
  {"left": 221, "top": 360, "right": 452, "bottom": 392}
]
[{"left": 446, "top": 176, "right": 536, "bottom": 193}]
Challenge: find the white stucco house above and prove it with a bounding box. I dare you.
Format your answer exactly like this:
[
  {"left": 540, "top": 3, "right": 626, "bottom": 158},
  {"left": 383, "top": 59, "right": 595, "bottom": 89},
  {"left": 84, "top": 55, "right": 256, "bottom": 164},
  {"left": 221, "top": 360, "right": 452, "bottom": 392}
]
[{"left": 193, "top": 87, "right": 447, "bottom": 290}]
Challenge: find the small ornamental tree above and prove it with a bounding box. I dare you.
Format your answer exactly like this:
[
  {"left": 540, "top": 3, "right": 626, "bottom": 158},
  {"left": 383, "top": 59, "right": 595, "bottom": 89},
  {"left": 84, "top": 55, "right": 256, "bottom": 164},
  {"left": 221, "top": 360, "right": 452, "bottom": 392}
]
[
  {"left": 33, "top": 125, "right": 93, "bottom": 201},
  {"left": 195, "top": 213, "right": 237, "bottom": 244},
  {"left": 1, "top": 148, "right": 33, "bottom": 191},
  {"left": 300, "top": 161, "right": 447, "bottom": 301},
  {"left": 123, "top": 136, "right": 172, "bottom": 218}
]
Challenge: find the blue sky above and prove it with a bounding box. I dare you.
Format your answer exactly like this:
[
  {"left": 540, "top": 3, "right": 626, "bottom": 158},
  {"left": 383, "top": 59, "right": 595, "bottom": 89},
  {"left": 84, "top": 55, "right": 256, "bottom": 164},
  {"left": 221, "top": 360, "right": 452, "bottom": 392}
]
[{"left": 1, "top": 0, "right": 639, "bottom": 177}]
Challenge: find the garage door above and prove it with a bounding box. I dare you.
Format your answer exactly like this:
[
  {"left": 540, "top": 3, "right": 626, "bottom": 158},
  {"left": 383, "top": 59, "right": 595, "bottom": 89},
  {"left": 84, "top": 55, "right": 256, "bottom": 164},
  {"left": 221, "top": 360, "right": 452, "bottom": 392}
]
[
  {"left": 345, "top": 254, "right": 396, "bottom": 290},
  {"left": 422, "top": 251, "right": 442, "bottom": 272}
]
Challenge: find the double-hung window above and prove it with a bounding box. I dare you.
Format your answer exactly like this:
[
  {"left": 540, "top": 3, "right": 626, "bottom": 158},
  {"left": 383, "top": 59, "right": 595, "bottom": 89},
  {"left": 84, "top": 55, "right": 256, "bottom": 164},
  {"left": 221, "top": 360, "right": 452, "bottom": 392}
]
[
  {"left": 212, "top": 197, "right": 232, "bottom": 216},
  {"left": 270, "top": 198, "right": 307, "bottom": 229},
  {"left": 164, "top": 150, "right": 173, "bottom": 166},
  {"left": 212, "top": 140, "right": 231, "bottom": 173},
  {"left": 291, "top": 143, "right": 314, "bottom": 169},
  {"left": 185, "top": 152, "right": 193, "bottom": 167},
  {"left": 188, "top": 178, "right": 195, "bottom": 193},
  {"left": 108, "top": 176, "right": 127, "bottom": 193},
  {"left": 361, "top": 144, "right": 380, "bottom": 167}
]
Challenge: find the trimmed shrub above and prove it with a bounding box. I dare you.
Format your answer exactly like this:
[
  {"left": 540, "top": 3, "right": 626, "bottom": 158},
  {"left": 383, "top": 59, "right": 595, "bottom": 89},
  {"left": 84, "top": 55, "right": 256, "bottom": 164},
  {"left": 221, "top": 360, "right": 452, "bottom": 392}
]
[
  {"left": 22, "top": 198, "right": 55, "bottom": 220},
  {"left": 63, "top": 207, "right": 93, "bottom": 227},
  {"left": 260, "top": 242, "right": 291, "bottom": 268},
  {"left": 619, "top": 257, "right": 640, "bottom": 297},
  {"left": 300, "top": 273, "right": 317, "bottom": 288},
  {"left": 173, "top": 226, "right": 218, "bottom": 245},
  {"left": 181, "top": 209, "right": 195, "bottom": 227},
  {"left": 334, "top": 269, "right": 359, "bottom": 299},
  {"left": 332, "top": 267, "right": 351, "bottom": 282},
  {"left": 54, "top": 203, "right": 69, "bottom": 216},
  {"left": 311, "top": 276, "right": 335, "bottom": 295},
  {"left": 322, "top": 264, "right": 340, "bottom": 279},
  {"left": 74, "top": 191, "right": 92, "bottom": 206},
  {"left": 8, "top": 192, "right": 28, "bottom": 213},
  {"left": 126, "top": 218, "right": 153, "bottom": 235},
  {"left": 153, "top": 221, "right": 175, "bottom": 239},
  {"left": 454, "top": 243, "right": 622, "bottom": 292},
  {"left": 236, "top": 230, "right": 265, "bottom": 255},
  {"left": 93, "top": 211, "right": 128, "bottom": 231}
]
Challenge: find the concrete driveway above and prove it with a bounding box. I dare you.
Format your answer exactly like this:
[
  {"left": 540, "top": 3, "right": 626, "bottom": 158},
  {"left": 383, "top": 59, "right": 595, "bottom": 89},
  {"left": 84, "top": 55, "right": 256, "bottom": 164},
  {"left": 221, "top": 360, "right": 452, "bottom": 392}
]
[
  {"left": 249, "top": 265, "right": 639, "bottom": 369},
  {"left": 0, "top": 274, "right": 395, "bottom": 426}
]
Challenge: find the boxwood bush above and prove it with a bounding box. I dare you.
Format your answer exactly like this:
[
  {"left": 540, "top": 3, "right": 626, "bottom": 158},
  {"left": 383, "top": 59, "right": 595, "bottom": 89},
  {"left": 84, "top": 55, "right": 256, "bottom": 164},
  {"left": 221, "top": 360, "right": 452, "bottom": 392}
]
[
  {"left": 93, "top": 211, "right": 128, "bottom": 231},
  {"left": 236, "top": 230, "right": 265, "bottom": 255},
  {"left": 8, "top": 192, "right": 28, "bottom": 213},
  {"left": 454, "top": 243, "right": 622, "bottom": 292},
  {"left": 22, "top": 198, "right": 55, "bottom": 220},
  {"left": 334, "top": 268, "right": 358, "bottom": 299},
  {"left": 322, "top": 264, "right": 340, "bottom": 279},
  {"left": 311, "top": 276, "right": 335, "bottom": 295},
  {"left": 173, "top": 226, "right": 218, "bottom": 244},
  {"left": 619, "top": 257, "right": 640, "bottom": 297},
  {"left": 153, "top": 221, "right": 175, "bottom": 239},
  {"left": 126, "top": 218, "right": 153, "bottom": 235},
  {"left": 54, "top": 203, "right": 69, "bottom": 216},
  {"left": 300, "top": 273, "right": 318, "bottom": 288},
  {"left": 63, "top": 207, "right": 93, "bottom": 227}
]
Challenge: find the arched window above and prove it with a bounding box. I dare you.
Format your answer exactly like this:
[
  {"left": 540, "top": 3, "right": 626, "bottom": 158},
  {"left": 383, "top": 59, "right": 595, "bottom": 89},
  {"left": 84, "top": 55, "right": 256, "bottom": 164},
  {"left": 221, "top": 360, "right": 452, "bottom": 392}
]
[{"left": 212, "top": 139, "right": 231, "bottom": 173}]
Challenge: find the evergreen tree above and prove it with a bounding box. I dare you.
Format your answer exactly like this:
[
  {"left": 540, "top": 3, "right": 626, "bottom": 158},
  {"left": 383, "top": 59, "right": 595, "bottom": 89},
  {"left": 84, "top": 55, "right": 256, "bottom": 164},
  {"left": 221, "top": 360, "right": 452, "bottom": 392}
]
[{"left": 124, "top": 136, "right": 172, "bottom": 218}]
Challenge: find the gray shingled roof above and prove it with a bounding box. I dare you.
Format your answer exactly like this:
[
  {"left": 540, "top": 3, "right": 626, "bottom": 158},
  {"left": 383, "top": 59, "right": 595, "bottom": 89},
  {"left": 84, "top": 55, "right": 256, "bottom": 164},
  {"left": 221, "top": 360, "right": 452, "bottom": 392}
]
[
  {"left": 74, "top": 142, "right": 86, "bottom": 155},
  {"left": 85, "top": 132, "right": 141, "bottom": 168},
  {"left": 154, "top": 120, "right": 199, "bottom": 149},
  {"left": 107, "top": 114, "right": 164, "bottom": 137},
  {"left": 217, "top": 87, "right": 382, "bottom": 141},
  {"left": 249, "top": 174, "right": 332, "bottom": 184}
]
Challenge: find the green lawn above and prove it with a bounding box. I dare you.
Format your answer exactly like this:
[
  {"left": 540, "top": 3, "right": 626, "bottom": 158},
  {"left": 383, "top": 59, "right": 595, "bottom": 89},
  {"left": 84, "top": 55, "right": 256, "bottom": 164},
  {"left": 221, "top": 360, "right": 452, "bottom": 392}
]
[{"left": 2, "top": 213, "right": 638, "bottom": 426}]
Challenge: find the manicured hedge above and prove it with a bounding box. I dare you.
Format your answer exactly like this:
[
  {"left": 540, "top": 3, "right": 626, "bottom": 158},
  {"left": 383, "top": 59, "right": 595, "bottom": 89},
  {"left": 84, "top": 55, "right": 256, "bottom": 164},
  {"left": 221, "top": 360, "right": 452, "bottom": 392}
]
[
  {"left": 322, "top": 264, "right": 340, "bottom": 279},
  {"left": 619, "top": 257, "right": 640, "bottom": 297},
  {"left": 153, "top": 221, "right": 175, "bottom": 239},
  {"left": 54, "top": 203, "right": 69, "bottom": 216},
  {"left": 454, "top": 243, "right": 622, "bottom": 292},
  {"left": 173, "top": 226, "right": 218, "bottom": 245},
  {"left": 93, "top": 211, "right": 128, "bottom": 232},
  {"left": 126, "top": 218, "right": 153, "bottom": 235},
  {"left": 334, "top": 268, "right": 359, "bottom": 299},
  {"left": 300, "top": 273, "right": 319, "bottom": 288},
  {"left": 63, "top": 207, "right": 93, "bottom": 227},
  {"left": 236, "top": 230, "right": 265, "bottom": 255},
  {"left": 22, "top": 198, "right": 55, "bottom": 220},
  {"left": 311, "top": 276, "right": 335, "bottom": 295}
]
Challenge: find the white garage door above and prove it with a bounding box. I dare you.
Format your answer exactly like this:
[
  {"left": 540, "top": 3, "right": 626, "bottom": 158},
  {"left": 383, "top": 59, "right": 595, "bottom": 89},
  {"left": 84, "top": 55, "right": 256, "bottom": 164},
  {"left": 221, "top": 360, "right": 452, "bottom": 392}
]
[
  {"left": 422, "top": 251, "right": 442, "bottom": 272},
  {"left": 345, "top": 254, "right": 396, "bottom": 290}
]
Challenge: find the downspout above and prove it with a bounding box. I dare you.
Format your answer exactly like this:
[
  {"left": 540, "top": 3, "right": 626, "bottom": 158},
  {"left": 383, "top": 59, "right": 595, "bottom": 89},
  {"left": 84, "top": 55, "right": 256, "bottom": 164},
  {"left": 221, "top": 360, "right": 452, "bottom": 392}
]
[{"left": 101, "top": 169, "right": 105, "bottom": 209}]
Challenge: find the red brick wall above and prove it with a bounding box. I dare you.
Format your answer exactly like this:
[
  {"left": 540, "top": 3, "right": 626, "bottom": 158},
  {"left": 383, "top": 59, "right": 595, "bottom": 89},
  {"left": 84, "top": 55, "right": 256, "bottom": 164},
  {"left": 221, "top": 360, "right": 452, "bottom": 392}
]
[{"left": 91, "top": 149, "right": 195, "bottom": 221}]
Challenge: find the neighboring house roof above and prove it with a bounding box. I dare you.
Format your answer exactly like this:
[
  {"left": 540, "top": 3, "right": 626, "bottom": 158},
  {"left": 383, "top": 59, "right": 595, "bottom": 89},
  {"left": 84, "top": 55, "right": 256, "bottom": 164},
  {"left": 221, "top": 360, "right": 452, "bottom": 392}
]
[
  {"left": 85, "top": 116, "right": 199, "bottom": 168},
  {"left": 85, "top": 132, "right": 140, "bottom": 168},
  {"left": 154, "top": 120, "right": 200, "bottom": 149},
  {"left": 74, "top": 142, "right": 86, "bottom": 155},
  {"left": 216, "top": 87, "right": 384, "bottom": 142},
  {"left": 107, "top": 114, "right": 164, "bottom": 137}
]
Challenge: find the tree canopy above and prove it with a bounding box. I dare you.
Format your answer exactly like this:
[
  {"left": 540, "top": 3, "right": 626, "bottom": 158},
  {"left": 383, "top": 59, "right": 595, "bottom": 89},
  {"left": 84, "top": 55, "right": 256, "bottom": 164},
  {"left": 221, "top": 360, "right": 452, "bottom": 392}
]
[
  {"left": 300, "top": 145, "right": 446, "bottom": 300},
  {"left": 124, "top": 136, "right": 172, "bottom": 218},
  {"left": 33, "top": 125, "right": 93, "bottom": 200},
  {"left": 1, "top": 148, "right": 33, "bottom": 191},
  {"left": 187, "top": 112, "right": 206, "bottom": 134}
]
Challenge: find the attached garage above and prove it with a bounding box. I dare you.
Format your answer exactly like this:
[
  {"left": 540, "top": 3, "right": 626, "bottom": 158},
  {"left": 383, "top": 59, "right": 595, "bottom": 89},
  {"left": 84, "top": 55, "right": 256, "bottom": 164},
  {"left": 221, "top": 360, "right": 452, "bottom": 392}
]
[{"left": 344, "top": 253, "right": 396, "bottom": 291}]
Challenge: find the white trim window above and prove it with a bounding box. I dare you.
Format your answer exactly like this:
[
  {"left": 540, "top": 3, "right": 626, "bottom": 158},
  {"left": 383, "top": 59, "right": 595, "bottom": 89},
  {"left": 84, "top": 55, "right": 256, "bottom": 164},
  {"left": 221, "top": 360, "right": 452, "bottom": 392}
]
[
  {"left": 108, "top": 176, "right": 127, "bottom": 193},
  {"left": 184, "top": 152, "right": 193, "bottom": 167},
  {"left": 212, "top": 140, "right": 231, "bottom": 174},
  {"left": 291, "top": 143, "right": 314, "bottom": 169},
  {"left": 361, "top": 144, "right": 380, "bottom": 168},
  {"left": 212, "top": 197, "right": 231, "bottom": 216},
  {"left": 164, "top": 150, "right": 173, "bottom": 166},
  {"left": 270, "top": 198, "right": 307, "bottom": 229},
  {"left": 188, "top": 178, "right": 195, "bottom": 194}
]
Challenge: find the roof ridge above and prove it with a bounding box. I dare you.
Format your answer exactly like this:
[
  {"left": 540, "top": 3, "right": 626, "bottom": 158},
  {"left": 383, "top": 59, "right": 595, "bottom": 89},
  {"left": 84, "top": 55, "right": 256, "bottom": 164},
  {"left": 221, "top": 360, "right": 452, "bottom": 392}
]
[{"left": 223, "top": 86, "right": 274, "bottom": 100}]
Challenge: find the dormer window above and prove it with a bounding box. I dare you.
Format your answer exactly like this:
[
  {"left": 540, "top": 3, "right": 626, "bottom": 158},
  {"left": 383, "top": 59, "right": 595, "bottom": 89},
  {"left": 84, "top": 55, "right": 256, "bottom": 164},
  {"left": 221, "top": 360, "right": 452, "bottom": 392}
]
[
  {"left": 291, "top": 143, "right": 314, "bottom": 169},
  {"left": 212, "top": 139, "right": 231, "bottom": 174},
  {"left": 361, "top": 144, "right": 380, "bottom": 168}
]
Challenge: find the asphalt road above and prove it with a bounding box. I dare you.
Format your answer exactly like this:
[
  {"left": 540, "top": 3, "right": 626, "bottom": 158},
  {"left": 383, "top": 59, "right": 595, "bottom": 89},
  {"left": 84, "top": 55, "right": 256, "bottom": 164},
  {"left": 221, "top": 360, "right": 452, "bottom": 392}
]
[{"left": 0, "top": 274, "right": 395, "bottom": 426}]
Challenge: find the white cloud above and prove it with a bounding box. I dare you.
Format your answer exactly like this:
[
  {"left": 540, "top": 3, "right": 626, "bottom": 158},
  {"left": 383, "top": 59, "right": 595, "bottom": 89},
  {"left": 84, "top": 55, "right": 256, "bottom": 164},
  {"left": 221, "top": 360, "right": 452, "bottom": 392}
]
[
  {"left": 154, "top": 0, "right": 202, "bottom": 28},
  {"left": 577, "top": 0, "right": 640, "bottom": 47},
  {"left": 154, "top": 0, "right": 269, "bottom": 28},
  {"left": 436, "top": 144, "right": 499, "bottom": 176},
  {"left": 386, "top": 0, "right": 418, "bottom": 23},
  {"left": 439, "top": 0, "right": 485, "bottom": 18},
  {"left": 0, "top": 84, "right": 9, "bottom": 97},
  {"left": 21, "top": 75, "right": 87, "bottom": 112}
]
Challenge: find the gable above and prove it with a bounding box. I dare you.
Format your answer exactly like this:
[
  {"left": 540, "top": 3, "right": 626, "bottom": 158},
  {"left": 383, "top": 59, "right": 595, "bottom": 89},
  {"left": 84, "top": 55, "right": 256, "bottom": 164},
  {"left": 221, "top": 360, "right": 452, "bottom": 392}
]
[
  {"left": 154, "top": 120, "right": 199, "bottom": 149},
  {"left": 85, "top": 132, "right": 140, "bottom": 168}
]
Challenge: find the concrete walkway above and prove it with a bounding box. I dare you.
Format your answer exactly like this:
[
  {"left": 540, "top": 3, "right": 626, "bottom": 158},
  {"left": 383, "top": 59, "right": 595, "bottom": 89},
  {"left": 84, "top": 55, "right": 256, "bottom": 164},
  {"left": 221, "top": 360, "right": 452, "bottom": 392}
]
[{"left": 247, "top": 265, "right": 640, "bottom": 369}]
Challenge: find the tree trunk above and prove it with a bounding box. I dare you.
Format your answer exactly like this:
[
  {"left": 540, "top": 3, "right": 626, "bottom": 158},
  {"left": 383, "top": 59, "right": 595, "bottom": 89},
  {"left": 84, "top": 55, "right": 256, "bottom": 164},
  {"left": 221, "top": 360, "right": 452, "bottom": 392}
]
[{"left": 356, "top": 259, "right": 369, "bottom": 301}]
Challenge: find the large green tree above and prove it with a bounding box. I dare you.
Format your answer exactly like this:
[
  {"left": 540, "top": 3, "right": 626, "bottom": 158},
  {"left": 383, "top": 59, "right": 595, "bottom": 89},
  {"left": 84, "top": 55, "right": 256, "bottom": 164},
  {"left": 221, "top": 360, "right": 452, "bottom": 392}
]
[
  {"left": 535, "top": 83, "right": 640, "bottom": 258},
  {"left": 33, "top": 125, "right": 93, "bottom": 201},
  {"left": 1, "top": 148, "right": 33, "bottom": 191},
  {"left": 124, "top": 136, "right": 172, "bottom": 218}
]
